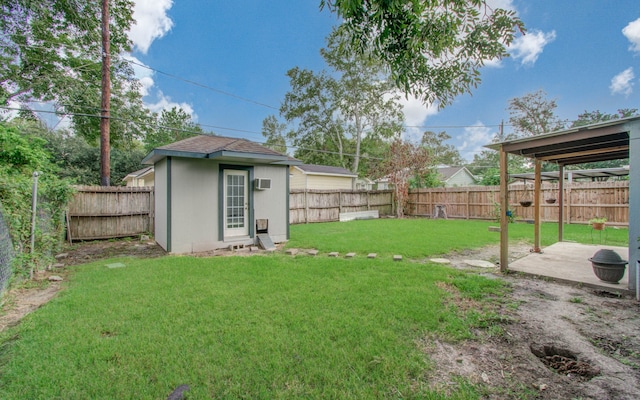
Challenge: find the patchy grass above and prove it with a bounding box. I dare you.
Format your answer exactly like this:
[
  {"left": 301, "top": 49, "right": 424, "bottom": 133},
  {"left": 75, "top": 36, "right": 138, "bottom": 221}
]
[{"left": 0, "top": 254, "right": 506, "bottom": 399}]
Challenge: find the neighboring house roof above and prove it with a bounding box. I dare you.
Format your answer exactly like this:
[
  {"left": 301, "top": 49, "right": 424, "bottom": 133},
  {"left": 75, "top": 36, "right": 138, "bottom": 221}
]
[
  {"left": 437, "top": 166, "right": 476, "bottom": 184},
  {"left": 437, "top": 166, "right": 464, "bottom": 180},
  {"left": 122, "top": 166, "right": 154, "bottom": 182},
  {"left": 142, "top": 135, "right": 300, "bottom": 165},
  {"left": 293, "top": 164, "right": 357, "bottom": 178}
]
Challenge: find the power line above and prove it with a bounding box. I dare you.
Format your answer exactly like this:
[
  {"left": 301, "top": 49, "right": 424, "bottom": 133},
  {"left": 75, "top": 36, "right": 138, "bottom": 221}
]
[
  {"left": 125, "top": 59, "right": 279, "bottom": 111},
  {"left": 1, "top": 105, "right": 390, "bottom": 161},
  {"left": 405, "top": 124, "right": 513, "bottom": 129},
  {"left": 5, "top": 41, "right": 281, "bottom": 112}
]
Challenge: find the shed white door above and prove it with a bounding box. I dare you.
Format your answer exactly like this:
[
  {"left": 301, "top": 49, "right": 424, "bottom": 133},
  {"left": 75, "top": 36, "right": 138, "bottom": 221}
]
[{"left": 223, "top": 170, "right": 249, "bottom": 238}]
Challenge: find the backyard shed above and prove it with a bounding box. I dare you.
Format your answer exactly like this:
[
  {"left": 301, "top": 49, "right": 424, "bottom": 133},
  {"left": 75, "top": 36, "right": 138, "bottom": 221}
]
[
  {"left": 142, "top": 135, "right": 299, "bottom": 254},
  {"left": 486, "top": 116, "right": 640, "bottom": 298}
]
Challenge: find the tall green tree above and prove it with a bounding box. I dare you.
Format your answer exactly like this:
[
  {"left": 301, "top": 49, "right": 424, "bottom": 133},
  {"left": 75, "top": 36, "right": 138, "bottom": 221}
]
[
  {"left": 281, "top": 29, "right": 404, "bottom": 174},
  {"left": 144, "top": 107, "right": 202, "bottom": 152},
  {"left": 9, "top": 118, "right": 146, "bottom": 185},
  {"left": 420, "top": 130, "right": 464, "bottom": 166},
  {"left": 508, "top": 89, "right": 565, "bottom": 137},
  {"left": 571, "top": 108, "right": 637, "bottom": 127},
  {"left": 321, "top": 29, "right": 404, "bottom": 173},
  {"left": 281, "top": 67, "right": 350, "bottom": 169},
  {"left": 321, "top": 0, "right": 524, "bottom": 106},
  {"left": 261, "top": 115, "right": 288, "bottom": 154},
  {"left": 0, "top": 0, "right": 146, "bottom": 146}
]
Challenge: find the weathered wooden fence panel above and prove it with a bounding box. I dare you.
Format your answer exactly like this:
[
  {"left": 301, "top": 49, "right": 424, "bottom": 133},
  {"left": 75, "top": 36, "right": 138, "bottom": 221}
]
[
  {"left": 67, "top": 186, "right": 155, "bottom": 241},
  {"left": 289, "top": 190, "right": 394, "bottom": 224},
  {"left": 67, "top": 181, "right": 627, "bottom": 240},
  {"left": 407, "top": 181, "right": 629, "bottom": 225}
]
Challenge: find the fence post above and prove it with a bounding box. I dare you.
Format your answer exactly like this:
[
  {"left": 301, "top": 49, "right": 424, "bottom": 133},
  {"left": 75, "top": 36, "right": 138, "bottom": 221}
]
[{"left": 30, "top": 172, "right": 40, "bottom": 254}]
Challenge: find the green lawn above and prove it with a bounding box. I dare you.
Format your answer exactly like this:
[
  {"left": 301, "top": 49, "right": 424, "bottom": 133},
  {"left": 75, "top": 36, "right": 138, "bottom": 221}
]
[
  {"left": 0, "top": 219, "right": 629, "bottom": 399},
  {"left": 287, "top": 218, "right": 629, "bottom": 257}
]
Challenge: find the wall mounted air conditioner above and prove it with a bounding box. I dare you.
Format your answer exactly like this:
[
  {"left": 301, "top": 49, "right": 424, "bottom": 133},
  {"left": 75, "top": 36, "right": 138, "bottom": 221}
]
[{"left": 254, "top": 178, "right": 271, "bottom": 190}]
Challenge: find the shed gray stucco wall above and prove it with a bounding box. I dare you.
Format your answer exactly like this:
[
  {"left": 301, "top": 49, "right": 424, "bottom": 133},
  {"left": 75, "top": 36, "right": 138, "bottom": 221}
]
[{"left": 154, "top": 158, "right": 290, "bottom": 254}]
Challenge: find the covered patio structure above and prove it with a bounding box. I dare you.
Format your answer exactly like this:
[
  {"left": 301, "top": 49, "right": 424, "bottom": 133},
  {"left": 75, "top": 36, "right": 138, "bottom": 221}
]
[{"left": 486, "top": 116, "right": 640, "bottom": 299}]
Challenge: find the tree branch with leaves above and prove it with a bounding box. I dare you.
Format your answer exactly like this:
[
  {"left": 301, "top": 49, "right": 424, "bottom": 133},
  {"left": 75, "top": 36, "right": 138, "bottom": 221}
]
[{"left": 321, "top": 0, "right": 524, "bottom": 106}]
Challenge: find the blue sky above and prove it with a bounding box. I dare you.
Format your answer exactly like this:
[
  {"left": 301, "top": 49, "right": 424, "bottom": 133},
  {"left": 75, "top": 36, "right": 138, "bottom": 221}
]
[{"left": 129, "top": 0, "right": 640, "bottom": 163}]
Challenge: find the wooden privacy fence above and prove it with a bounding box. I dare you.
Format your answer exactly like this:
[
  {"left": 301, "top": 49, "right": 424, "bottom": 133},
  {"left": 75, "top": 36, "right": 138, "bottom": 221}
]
[
  {"left": 407, "top": 181, "right": 629, "bottom": 226},
  {"left": 65, "top": 181, "right": 628, "bottom": 240},
  {"left": 290, "top": 189, "right": 394, "bottom": 224},
  {"left": 67, "top": 186, "right": 155, "bottom": 241}
]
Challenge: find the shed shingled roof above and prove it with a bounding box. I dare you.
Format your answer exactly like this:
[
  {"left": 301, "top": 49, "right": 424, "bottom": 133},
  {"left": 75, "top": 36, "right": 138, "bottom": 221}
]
[
  {"left": 156, "top": 135, "right": 284, "bottom": 156},
  {"left": 142, "top": 135, "right": 298, "bottom": 165}
]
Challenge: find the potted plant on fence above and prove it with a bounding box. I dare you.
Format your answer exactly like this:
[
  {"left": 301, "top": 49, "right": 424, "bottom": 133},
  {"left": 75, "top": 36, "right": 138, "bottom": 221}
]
[{"left": 589, "top": 217, "right": 607, "bottom": 231}]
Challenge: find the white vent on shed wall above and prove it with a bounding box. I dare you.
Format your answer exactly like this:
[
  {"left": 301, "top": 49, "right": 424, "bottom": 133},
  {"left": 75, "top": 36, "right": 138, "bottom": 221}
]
[{"left": 254, "top": 178, "right": 272, "bottom": 190}]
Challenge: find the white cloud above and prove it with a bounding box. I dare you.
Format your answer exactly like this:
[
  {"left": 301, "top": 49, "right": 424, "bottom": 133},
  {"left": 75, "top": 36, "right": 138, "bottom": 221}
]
[
  {"left": 122, "top": 55, "right": 195, "bottom": 117},
  {"left": 396, "top": 94, "right": 439, "bottom": 141},
  {"left": 458, "top": 122, "right": 495, "bottom": 162},
  {"left": 486, "top": 0, "right": 516, "bottom": 11},
  {"left": 122, "top": 55, "right": 155, "bottom": 96},
  {"left": 622, "top": 17, "right": 640, "bottom": 53},
  {"left": 610, "top": 67, "right": 635, "bottom": 97},
  {"left": 146, "top": 91, "right": 196, "bottom": 120},
  {"left": 129, "top": 0, "right": 174, "bottom": 54},
  {"left": 509, "top": 30, "right": 556, "bottom": 66}
]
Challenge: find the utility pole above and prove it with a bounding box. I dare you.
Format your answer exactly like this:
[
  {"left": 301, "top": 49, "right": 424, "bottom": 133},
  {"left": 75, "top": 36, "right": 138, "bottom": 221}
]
[{"left": 100, "top": 0, "right": 111, "bottom": 186}]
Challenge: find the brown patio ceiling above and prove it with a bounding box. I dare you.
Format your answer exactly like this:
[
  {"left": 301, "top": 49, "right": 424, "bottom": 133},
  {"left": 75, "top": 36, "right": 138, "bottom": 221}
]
[{"left": 486, "top": 117, "right": 638, "bottom": 166}]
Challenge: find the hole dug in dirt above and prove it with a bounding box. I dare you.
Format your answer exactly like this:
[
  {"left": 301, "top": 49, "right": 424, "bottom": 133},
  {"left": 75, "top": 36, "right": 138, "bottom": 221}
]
[{"left": 530, "top": 343, "right": 600, "bottom": 381}]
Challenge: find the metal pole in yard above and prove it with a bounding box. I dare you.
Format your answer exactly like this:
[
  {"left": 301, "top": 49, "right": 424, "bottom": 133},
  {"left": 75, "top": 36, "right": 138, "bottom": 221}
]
[{"left": 30, "top": 171, "right": 40, "bottom": 253}]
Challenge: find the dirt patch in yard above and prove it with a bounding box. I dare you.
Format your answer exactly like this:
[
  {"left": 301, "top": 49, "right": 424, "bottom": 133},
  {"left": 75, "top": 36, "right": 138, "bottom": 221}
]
[
  {"left": 423, "top": 243, "right": 640, "bottom": 399},
  {"left": 1, "top": 240, "right": 639, "bottom": 399}
]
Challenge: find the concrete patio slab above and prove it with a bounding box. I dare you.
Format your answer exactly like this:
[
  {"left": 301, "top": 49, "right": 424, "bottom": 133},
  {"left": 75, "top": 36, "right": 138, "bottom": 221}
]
[{"left": 508, "top": 242, "right": 631, "bottom": 294}]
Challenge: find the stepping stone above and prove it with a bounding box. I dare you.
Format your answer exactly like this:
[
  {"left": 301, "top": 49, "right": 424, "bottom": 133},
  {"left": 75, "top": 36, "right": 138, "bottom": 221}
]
[
  {"left": 286, "top": 248, "right": 299, "bottom": 256},
  {"left": 54, "top": 253, "right": 68, "bottom": 259},
  {"left": 463, "top": 259, "right": 496, "bottom": 268},
  {"left": 307, "top": 249, "right": 319, "bottom": 256},
  {"left": 488, "top": 226, "right": 501, "bottom": 232},
  {"left": 48, "top": 275, "right": 63, "bottom": 282},
  {"left": 105, "top": 262, "right": 126, "bottom": 269},
  {"left": 430, "top": 258, "right": 451, "bottom": 264},
  {"left": 249, "top": 246, "right": 260, "bottom": 252},
  {"left": 51, "top": 263, "right": 65, "bottom": 269},
  {"left": 328, "top": 252, "right": 339, "bottom": 257},
  {"left": 345, "top": 252, "right": 356, "bottom": 258},
  {"left": 393, "top": 255, "right": 402, "bottom": 262},
  {"left": 367, "top": 253, "right": 377, "bottom": 259}
]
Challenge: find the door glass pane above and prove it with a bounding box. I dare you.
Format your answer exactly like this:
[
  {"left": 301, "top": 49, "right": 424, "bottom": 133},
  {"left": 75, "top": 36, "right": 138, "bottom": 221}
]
[{"left": 226, "top": 174, "right": 245, "bottom": 228}]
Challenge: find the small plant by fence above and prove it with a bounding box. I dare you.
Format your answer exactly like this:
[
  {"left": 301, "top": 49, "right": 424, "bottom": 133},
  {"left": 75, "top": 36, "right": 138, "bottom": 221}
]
[
  {"left": 67, "top": 186, "right": 155, "bottom": 241},
  {"left": 407, "top": 181, "right": 629, "bottom": 226},
  {"left": 289, "top": 190, "right": 394, "bottom": 224}
]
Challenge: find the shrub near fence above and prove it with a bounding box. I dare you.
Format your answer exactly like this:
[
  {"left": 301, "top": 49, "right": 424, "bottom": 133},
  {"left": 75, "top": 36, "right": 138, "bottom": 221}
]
[
  {"left": 407, "top": 181, "right": 629, "bottom": 226},
  {"left": 67, "top": 186, "right": 155, "bottom": 241},
  {"left": 289, "top": 190, "right": 394, "bottom": 224}
]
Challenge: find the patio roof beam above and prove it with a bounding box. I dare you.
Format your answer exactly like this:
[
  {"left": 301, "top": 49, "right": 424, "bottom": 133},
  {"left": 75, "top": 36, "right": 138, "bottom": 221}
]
[{"left": 536, "top": 145, "right": 629, "bottom": 162}]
